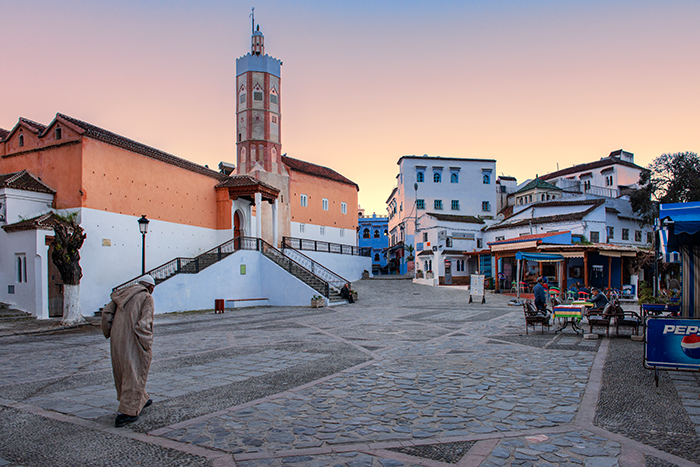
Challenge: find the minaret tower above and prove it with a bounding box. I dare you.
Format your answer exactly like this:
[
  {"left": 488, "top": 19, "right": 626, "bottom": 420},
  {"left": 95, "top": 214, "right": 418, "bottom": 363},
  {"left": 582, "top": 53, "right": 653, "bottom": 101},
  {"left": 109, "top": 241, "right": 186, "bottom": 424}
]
[{"left": 236, "top": 9, "right": 282, "bottom": 175}]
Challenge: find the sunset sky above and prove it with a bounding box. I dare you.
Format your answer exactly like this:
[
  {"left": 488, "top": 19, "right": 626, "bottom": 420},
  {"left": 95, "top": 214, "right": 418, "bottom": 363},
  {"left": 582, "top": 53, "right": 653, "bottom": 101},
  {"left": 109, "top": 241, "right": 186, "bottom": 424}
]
[{"left": 2, "top": 0, "right": 699, "bottom": 215}]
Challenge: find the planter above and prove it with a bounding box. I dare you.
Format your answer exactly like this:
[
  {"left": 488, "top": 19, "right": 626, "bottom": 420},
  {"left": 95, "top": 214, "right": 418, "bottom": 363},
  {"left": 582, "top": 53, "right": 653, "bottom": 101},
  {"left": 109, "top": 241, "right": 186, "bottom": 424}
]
[
  {"left": 352, "top": 292, "right": 358, "bottom": 302},
  {"left": 311, "top": 298, "right": 325, "bottom": 308},
  {"left": 362, "top": 272, "right": 370, "bottom": 279}
]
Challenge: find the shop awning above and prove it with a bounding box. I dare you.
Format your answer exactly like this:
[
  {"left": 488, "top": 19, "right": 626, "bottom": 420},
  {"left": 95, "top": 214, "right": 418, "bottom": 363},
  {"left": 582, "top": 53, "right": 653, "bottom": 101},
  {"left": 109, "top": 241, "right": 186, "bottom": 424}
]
[{"left": 515, "top": 252, "right": 565, "bottom": 262}]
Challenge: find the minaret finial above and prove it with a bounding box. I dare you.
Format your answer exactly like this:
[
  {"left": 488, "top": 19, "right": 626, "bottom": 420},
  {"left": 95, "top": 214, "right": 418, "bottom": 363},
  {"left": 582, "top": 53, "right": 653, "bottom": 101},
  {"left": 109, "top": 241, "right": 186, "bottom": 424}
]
[{"left": 250, "top": 7, "right": 255, "bottom": 35}]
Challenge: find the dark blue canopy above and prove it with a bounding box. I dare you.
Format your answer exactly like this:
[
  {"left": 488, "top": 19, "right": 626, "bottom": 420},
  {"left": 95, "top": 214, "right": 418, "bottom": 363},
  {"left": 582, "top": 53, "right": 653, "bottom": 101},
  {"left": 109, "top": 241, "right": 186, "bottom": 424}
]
[{"left": 515, "top": 252, "right": 564, "bottom": 262}]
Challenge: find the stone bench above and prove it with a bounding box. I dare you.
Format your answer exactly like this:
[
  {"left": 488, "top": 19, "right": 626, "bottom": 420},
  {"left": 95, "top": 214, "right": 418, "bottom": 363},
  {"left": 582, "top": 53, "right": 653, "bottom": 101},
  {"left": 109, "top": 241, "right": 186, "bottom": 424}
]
[{"left": 225, "top": 298, "right": 270, "bottom": 309}]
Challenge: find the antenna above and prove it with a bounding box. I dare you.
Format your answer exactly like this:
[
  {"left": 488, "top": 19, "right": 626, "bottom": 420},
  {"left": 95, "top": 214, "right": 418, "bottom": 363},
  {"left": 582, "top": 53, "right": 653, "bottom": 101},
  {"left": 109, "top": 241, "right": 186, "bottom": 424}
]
[{"left": 250, "top": 7, "right": 255, "bottom": 35}]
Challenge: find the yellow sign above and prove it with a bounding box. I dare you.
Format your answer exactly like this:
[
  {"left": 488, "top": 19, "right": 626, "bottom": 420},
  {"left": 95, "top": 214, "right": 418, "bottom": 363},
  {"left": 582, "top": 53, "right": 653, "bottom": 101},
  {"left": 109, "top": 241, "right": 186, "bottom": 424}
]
[
  {"left": 240, "top": 264, "right": 246, "bottom": 275},
  {"left": 102, "top": 239, "right": 111, "bottom": 247}
]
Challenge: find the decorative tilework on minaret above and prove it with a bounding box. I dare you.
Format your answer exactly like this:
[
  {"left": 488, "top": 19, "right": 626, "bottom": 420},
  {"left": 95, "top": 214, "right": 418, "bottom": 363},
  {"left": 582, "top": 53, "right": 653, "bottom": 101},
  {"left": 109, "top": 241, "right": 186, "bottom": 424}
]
[{"left": 236, "top": 13, "right": 282, "bottom": 176}]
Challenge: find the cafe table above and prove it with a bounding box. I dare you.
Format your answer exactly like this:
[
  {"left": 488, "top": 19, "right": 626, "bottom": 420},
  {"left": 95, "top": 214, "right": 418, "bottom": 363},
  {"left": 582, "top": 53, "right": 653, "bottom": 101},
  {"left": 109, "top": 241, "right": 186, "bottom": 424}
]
[{"left": 553, "top": 304, "right": 586, "bottom": 334}]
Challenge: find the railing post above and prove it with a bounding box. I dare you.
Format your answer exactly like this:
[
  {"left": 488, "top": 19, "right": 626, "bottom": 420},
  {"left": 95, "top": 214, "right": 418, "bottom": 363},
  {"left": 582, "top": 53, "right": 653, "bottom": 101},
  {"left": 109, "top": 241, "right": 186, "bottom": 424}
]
[
  {"left": 177, "top": 258, "right": 181, "bottom": 273},
  {"left": 314, "top": 240, "right": 318, "bottom": 252},
  {"left": 218, "top": 247, "right": 221, "bottom": 261}
]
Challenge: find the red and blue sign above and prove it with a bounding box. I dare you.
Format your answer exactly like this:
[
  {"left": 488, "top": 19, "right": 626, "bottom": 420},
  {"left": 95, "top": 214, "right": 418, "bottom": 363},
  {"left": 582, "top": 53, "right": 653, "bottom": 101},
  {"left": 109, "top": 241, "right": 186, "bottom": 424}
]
[{"left": 645, "top": 318, "right": 700, "bottom": 371}]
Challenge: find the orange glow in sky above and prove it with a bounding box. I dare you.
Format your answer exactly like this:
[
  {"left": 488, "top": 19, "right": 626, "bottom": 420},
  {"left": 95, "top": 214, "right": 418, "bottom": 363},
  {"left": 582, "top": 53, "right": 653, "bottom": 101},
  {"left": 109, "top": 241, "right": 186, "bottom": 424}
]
[{"left": 2, "top": 1, "right": 699, "bottom": 215}]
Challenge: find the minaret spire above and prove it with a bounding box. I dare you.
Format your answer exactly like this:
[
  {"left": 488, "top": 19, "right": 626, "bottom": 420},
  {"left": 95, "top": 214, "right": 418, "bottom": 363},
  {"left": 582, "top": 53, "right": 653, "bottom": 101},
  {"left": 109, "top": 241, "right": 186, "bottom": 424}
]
[
  {"left": 250, "top": 7, "right": 264, "bottom": 55},
  {"left": 250, "top": 7, "right": 255, "bottom": 35}
]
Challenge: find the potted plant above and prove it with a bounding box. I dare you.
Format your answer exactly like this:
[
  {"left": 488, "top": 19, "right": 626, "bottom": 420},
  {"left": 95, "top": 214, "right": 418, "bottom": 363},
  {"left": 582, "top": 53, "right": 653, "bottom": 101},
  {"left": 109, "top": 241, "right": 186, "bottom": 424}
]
[
  {"left": 351, "top": 289, "right": 358, "bottom": 302},
  {"left": 362, "top": 270, "right": 370, "bottom": 279},
  {"left": 311, "top": 295, "right": 325, "bottom": 308},
  {"left": 639, "top": 281, "right": 680, "bottom": 316}
]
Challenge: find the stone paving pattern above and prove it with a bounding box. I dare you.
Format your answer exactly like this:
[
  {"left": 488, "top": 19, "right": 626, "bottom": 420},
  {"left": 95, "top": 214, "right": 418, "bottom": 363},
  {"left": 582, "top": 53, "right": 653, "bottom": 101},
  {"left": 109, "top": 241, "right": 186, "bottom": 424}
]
[{"left": 0, "top": 279, "right": 699, "bottom": 466}]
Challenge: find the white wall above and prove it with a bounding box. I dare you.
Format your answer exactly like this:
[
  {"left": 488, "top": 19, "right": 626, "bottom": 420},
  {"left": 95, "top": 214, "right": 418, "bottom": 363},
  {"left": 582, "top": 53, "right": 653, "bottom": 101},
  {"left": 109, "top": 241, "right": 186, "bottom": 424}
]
[
  {"left": 78, "top": 208, "right": 226, "bottom": 315},
  {"left": 0, "top": 229, "right": 47, "bottom": 317},
  {"left": 291, "top": 250, "right": 372, "bottom": 282},
  {"left": 290, "top": 221, "right": 355, "bottom": 246},
  {"left": 151, "top": 250, "right": 318, "bottom": 313},
  {"left": 0, "top": 188, "right": 54, "bottom": 224}
]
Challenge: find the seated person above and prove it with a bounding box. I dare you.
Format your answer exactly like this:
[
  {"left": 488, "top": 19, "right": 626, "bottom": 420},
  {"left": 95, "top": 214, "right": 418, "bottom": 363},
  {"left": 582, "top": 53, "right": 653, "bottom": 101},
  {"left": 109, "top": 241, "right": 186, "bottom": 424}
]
[
  {"left": 533, "top": 277, "right": 549, "bottom": 315},
  {"left": 590, "top": 287, "right": 609, "bottom": 310},
  {"left": 340, "top": 283, "right": 354, "bottom": 303}
]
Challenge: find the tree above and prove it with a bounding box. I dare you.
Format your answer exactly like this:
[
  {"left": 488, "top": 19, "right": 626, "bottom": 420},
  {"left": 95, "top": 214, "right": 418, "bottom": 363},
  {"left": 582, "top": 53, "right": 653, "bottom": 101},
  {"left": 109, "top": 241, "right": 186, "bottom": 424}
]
[
  {"left": 51, "top": 214, "right": 87, "bottom": 326},
  {"left": 631, "top": 151, "right": 700, "bottom": 225}
]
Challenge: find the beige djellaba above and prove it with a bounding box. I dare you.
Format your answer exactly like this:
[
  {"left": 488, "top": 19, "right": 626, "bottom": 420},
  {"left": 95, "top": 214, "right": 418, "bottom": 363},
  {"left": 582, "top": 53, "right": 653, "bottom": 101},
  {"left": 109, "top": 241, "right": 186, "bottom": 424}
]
[{"left": 101, "top": 283, "right": 154, "bottom": 416}]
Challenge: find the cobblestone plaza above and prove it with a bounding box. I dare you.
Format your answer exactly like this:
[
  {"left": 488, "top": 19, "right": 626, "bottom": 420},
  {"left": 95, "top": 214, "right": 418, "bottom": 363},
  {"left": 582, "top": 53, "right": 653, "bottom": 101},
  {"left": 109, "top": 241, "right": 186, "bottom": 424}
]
[{"left": 1, "top": 279, "right": 699, "bottom": 466}]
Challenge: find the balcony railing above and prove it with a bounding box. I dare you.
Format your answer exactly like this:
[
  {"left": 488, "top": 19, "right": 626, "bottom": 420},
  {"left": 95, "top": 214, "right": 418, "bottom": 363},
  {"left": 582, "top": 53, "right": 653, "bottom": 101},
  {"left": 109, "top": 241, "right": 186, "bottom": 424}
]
[{"left": 283, "top": 237, "right": 371, "bottom": 256}]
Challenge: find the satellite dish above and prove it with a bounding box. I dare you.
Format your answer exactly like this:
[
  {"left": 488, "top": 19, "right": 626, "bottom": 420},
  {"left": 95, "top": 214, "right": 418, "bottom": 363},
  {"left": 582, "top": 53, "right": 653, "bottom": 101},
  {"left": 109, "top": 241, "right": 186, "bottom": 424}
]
[{"left": 496, "top": 213, "right": 505, "bottom": 221}]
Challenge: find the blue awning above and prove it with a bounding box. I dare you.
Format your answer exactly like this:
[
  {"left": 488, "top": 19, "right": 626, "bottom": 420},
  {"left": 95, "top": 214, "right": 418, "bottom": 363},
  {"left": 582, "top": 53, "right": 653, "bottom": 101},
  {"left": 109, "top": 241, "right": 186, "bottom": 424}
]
[
  {"left": 515, "top": 252, "right": 564, "bottom": 262},
  {"left": 660, "top": 202, "right": 700, "bottom": 235}
]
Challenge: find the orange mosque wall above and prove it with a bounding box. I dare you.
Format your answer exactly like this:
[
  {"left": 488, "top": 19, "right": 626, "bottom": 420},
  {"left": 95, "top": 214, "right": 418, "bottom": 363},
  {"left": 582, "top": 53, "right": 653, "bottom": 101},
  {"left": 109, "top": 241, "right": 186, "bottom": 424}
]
[
  {"left": 288, "top": 170, "right": 357, "bottom": 231},
  {"left": 0, "top": 128, "right": 84, "bottom": 210},
  {"left": 80, "top": 139, "right": 221, "bottom": 229}
]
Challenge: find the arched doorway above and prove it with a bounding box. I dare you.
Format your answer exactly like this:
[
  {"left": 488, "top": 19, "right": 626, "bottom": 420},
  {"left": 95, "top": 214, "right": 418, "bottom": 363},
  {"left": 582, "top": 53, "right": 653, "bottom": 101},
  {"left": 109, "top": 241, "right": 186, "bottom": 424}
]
[{"left": 234, "top": 211, "right": 243, "bottom": 238}]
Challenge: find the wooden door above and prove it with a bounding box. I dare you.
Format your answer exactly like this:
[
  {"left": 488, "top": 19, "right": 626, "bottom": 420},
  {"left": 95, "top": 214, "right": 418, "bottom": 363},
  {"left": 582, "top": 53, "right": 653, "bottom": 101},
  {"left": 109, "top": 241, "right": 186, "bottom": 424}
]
[{"left": 234, "top": 211, "right": 242, "bottom": 238}]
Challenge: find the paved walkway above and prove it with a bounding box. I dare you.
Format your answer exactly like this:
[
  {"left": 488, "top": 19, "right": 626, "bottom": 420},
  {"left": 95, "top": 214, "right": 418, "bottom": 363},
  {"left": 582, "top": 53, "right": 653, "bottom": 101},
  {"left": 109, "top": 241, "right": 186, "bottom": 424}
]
[{"left": 0, "top": 280, "right": 698, "bottom": 466}]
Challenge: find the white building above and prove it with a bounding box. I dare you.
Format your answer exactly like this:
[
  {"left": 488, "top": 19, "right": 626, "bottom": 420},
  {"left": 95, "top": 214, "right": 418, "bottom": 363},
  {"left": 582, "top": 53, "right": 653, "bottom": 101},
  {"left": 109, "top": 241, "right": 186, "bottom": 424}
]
[{"left": 386, "top": 155, "right": 497, "bottom": 274}]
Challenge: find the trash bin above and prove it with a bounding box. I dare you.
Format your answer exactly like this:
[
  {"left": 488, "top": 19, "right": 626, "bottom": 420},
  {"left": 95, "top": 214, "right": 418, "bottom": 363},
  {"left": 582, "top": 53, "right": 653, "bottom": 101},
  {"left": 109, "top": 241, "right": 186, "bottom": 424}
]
[{"left": 214, "top": 299, "right": 225, "bottom": 313}]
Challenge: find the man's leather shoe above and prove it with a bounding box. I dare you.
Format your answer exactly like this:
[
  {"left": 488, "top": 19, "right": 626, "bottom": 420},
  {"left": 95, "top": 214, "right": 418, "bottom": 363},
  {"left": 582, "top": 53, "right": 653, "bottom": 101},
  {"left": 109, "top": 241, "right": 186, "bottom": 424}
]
[{"left": 115, "top": 413, "right": 139, "bottom": 427}]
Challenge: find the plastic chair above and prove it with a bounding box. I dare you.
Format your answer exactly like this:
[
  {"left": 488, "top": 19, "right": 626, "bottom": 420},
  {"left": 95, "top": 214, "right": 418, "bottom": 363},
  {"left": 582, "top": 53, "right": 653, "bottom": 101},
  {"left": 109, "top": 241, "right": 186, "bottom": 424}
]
[{"left": 578, "top": 291, "right": 589, "bottom": 301}]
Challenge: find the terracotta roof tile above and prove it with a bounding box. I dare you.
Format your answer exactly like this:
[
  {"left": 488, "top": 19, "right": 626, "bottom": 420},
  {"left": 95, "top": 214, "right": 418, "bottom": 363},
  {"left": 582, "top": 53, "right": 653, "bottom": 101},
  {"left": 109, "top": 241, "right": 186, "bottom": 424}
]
[
  {"left": 2, "top": 212, "right": 59, "bottom": 233},
  {"left": 540, "top": 157, "right": 647, "bottom": 181},
  {"left": 19, "top": 117, "right": 47, "bottom": 133},
  {"left": 282, "top": 155, "right": 359, "bottom": 190},
  {"left": 513, "top": 178, "right": 561, "bottom": 194},
  {"left": 488, "top": 230, "right": 571, "bottom": 245},
  {"left": 216, "top": 175, "right": 279, "bottom": 192},
  {"left": 0, "top": 170, "right": 56, "bottom": 194},
  {"left": 56, "top": 113, "right": 227, "bottom": 181},
  {"left": 425, "top": 213, "right": 485, "bottom": 224}
]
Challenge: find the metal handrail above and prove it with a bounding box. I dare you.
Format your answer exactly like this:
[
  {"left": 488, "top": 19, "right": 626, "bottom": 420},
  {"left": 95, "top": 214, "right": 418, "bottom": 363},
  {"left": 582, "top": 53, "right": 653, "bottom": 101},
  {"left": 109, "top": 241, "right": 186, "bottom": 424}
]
[
  {"left": 259, "top": 238, "right": 331, "bottom": 297},
  {"left": 282, "top": 236, "right": 371, "bottom": 257},
  {"left": 281, "top": 244, "right": 349, "bottom": 292},
  {"left": 113, "top": 236, "right": 259, "bottom": 291}
]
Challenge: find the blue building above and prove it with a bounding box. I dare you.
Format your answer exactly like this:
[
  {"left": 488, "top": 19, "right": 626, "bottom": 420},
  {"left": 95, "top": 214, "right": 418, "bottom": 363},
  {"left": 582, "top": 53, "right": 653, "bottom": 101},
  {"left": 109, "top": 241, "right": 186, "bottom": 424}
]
[{"left": 358, "top": 213, "right": 389, "bottom": 275}]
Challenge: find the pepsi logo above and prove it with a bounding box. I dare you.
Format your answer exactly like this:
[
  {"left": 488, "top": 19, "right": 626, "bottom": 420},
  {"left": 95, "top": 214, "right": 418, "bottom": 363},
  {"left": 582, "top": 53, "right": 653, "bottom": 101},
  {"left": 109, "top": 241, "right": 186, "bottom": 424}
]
[{"left": 681, "top": 334, "right": 700, "bottom": 359}]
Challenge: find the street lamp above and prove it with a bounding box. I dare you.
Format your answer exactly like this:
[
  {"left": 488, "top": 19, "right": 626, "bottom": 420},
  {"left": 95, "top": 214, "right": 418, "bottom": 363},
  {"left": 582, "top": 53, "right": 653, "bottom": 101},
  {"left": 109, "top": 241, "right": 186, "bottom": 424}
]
[{"left": 138, "top": 215, "right": 150, "bottom": 275}]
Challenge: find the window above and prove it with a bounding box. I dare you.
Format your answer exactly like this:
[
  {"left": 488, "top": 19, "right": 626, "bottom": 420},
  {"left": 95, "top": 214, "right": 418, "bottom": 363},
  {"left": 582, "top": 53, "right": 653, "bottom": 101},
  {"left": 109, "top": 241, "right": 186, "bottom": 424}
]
[
  {"left": 16, "top": 254, "right": 26, "bottom": 283},
  {"left": 647, "top": 232, "right": 653, "bottom": 244},
  {"left": 322, "top": 198, "right": 329, "bottom": 211},
  {"left": 341, "top": 202, "right": 347, "bottom": 214},
  {"left": 482, "top": 201, "right": 490, "bottom": 211},
  {"left": 605, "top": 175, "right": 613, "bottom": 186},
  {"left": 18, "top": 134, "right": 24, "bottom": 147},
  {"left": 374, "top": 253, "right": 380, "bottom": 262},
  {"left": 423, "top": 232, "right": 428, "bottom": 242},
  {"left": 416, "top": 171, "right": 424, "bottom": 183},
  {"left": 495, "top": 236, "right": 505, "bottom": 241},
  {"left": 416, "top": 199, "right": 425, "bottom": 210},
  {"left": 477, "top": 238, "right": 483, "bottom": 248},
  {"left": 270, "top": 94, "right": 278, "bottom": 104},
  {"left": 590, "top": 231, "right": 600, "bottom": 243},
  {"left": 607, "top": 226, "right": 614, "bottom": 240},
  {"left": 635, "top": 230, "right": 642, "bottom": 242},
  {"left": 340, "top": 229, "right": 344, "bottom": 238},
  {"left": 622, "top": 228, "right": 629, "bottom": 240},
  {"left": 433, "top": 172, "right": 441, "bottom": 183},
  {"left": 483, "top": 174, "right": 490, "bottom": 184},
  {"left": 320, "top": 226, "right": 326, "bottom": 235},
  {"left": 400, "top": 202, "right": 403, "bottom": 212},
  {"left": 450, "top": 173, "right": 459, "bottom": 183},
  {"left": 434, "top": 199, "right": 443, "bottom": 210},
  {"left": 363, "top": 228, "right": 370, "bottom": 239},
  {"left": 374, "top": 230, "right": 380, "bottom": 238},
  {"left": 239, "top": 93, "right": 246, "bottom": 103},
  {"left": 254, "top": 92, "right": 263, "bottom": 101},
  {"left": 300, "top": 194, "right": 308, "bottom": 207},
  {"left": 451, "top": 200, "right": 460, "bottom": 210},
  {"left": 445, "top": 238, "right": 453, "bottom": 248},
  {"left": 299, "top": 223, "right": 306, "bottom": 233},
  {"left": 55, "top": 127, "right": 62, "bottom": 140},
  {"left": 583, "top": 180, "right": 591, "bottom": 191}
]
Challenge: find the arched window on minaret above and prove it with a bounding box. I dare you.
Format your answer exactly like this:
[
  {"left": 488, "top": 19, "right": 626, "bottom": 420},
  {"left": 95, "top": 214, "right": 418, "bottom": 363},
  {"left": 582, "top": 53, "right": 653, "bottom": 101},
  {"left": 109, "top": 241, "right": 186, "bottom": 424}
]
[
  {"left": 269, "top": 86, "right": 278, "bottom": 105},
  {"left": 238, "top": 85, "right": 246, "bottom": 105}
]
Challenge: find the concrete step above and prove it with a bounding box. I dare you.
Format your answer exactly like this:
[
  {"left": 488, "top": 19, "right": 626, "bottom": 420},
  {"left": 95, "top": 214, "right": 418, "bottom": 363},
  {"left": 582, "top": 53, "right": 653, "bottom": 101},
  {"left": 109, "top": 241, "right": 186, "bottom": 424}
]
[{"left": 0, "top": 307, "right": 35, "bottom": 322}]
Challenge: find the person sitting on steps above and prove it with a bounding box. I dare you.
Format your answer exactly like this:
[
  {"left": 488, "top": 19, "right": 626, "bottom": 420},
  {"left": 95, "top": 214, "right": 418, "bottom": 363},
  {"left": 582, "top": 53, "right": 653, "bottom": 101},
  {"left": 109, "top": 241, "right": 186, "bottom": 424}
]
[{"left": 340, "top": 283, "right": 354, "bottom": 303}]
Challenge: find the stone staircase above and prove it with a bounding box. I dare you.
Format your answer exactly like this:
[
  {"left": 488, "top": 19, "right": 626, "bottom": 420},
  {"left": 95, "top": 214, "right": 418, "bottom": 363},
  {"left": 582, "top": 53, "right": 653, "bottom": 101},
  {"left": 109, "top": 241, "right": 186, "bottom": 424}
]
[
  {"left": 0, "top": 302, "right": 34, "bottom": 322},
  {"left": 113, "top": 237, "right": 347, "bottom": 303}
]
